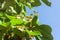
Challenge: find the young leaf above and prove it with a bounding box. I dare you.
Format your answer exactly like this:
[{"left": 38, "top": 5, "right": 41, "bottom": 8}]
[
  {"left": 10, "top": 18, "right": 24, "bottom": 26},
  {"left": 26, "top": 29, "right": 41, "bottom": 36}
]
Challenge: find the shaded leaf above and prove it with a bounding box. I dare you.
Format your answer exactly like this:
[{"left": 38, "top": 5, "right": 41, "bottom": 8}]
[
  {"left": 39, "top": 24, "right": 53, "bottom": 40},
  {"left": 26, "top": 2, "right": 32, "bottom": 9},
  {"left": 14, "top": 4, "right": 22, "bottom": 14},
  {"left": 42, "top": 0, "right": 51, "bottom": 6},
  {"left": 0, "top": 26, "right": 7, "bottom": 40},
  {"left": 31, "top": 0, "right": 41, "bottom": 7},
  {"left": 39, "top": 24, "right": 52, "bottom": 34},
  {"left": 33, "top": 24, "right": 53, "bottom": 40},
  {"left": 35, "top": 36, "right": 41, "bottom": 40},
  {"left": 32, "top": 13, "right": 38, "bottom": 26},
  {"left": 13, "top": 28, "right": 25, "bottom": 37},
  {"left": 0, "top": 0, "right": 4, "bottom": 2}
]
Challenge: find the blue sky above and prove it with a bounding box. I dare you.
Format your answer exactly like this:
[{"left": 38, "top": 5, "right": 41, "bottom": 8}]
[{"left": 26, "top": 0, "right": 60, "bottom": 40}]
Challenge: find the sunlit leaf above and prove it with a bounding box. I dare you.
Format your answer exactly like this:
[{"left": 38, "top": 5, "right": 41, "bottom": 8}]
[
  {"left": 26, "top": 29, "right": 41, "bottom": 36},
  {"left": 0, "top": 20, "right": 2, "bottom": 24},
  {"left": 10, "top": 18, "right": 24, "bottom": 26},
  {"left": 0, "top": 12, "right": 3, "bottom": 17},
  {"left": 5, "top": 14, "right": 15, "bottom": 19}
]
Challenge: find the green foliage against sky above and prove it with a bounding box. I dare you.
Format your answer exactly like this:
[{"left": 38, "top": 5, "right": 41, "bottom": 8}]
[{"left": 0, "top": 0, "right": 53, "bottom": 40}]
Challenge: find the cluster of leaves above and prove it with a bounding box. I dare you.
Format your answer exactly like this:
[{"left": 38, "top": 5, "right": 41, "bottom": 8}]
[{"left": 0, "top": 0, "right": 53, "bottom": 40}]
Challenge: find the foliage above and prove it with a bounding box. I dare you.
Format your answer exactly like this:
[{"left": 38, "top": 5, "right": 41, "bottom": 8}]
[{"left": 0, "top": 0, "right": 53, "bottom": 40}]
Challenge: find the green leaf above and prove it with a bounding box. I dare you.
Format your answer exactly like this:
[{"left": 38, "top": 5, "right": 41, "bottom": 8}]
[
  {"left": 13, "top": 28, "right": 25, "bottom": 37},
  {"left": 1, "top": 22, "right": 7, "bottom": 27},
  {"left": 14, "top": 4, "right": 22, "bottom": 14},
  {"left": 15, "top": 0, "right": 25, "bottom": 3},
  {"left": 5, "top": 14, "right": 24, "bottom": 26},
  {"left": 26, "top": 29, "right": 41, "bottom": 36},
  {"left": 5, "top": 14, "right": 15, "bottom": 19},
  {"left": 0, "top": 19, "right": 10, "bottom": 27},
  {"left": 10, "top": 18, "right": 24, "bottom": 26},
  {"left": 36, "top": 21, "right": 40, "bottom": 25},
  {"left": 0, "top": 20, "right": 2, "bottom": 24},
  {"left": 26, "top": 2, "right": 32, "bottom": 9},
  {"left": 0, "top": 0, "right": 4, "bottom": 2},
  {"left": 1, "top": 0, "right": 9, "bottom": 10},
  {"left": 38, "top": 24, "right": 53, "bottom": 40},
  {"left": 20, "top": 0, "right": 25, "bottom": 2},
  {"left": 0, "top": 12, "right": 3, "bottom": 17},
  {"left": 36, "top": 36, "right": 41, "bottom": 40},
  {"left": 39, "top": 24, "right": 52, "bottom": 34},
  {"left": 32, "top": 13, "right": 38, "bottom": 26},
  {"left": 1, "top": 0, "right": 16, "bottom": 12},
  {"left": 0, "top": 26, "right": 7, "bottom": 40},
  {"left": 31, "top": 0, "right": 41, "bottom": 7},
  {"left": 21, "top": 4, "right": 26, "bottom": 14},
  {"left": 42, "top": 0, "right": 51, "bottom": 6}
]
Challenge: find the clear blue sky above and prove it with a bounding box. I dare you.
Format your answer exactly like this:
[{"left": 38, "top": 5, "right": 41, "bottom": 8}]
[{"left": 26, "top": 0, "right": 60, "bottom": 40}]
